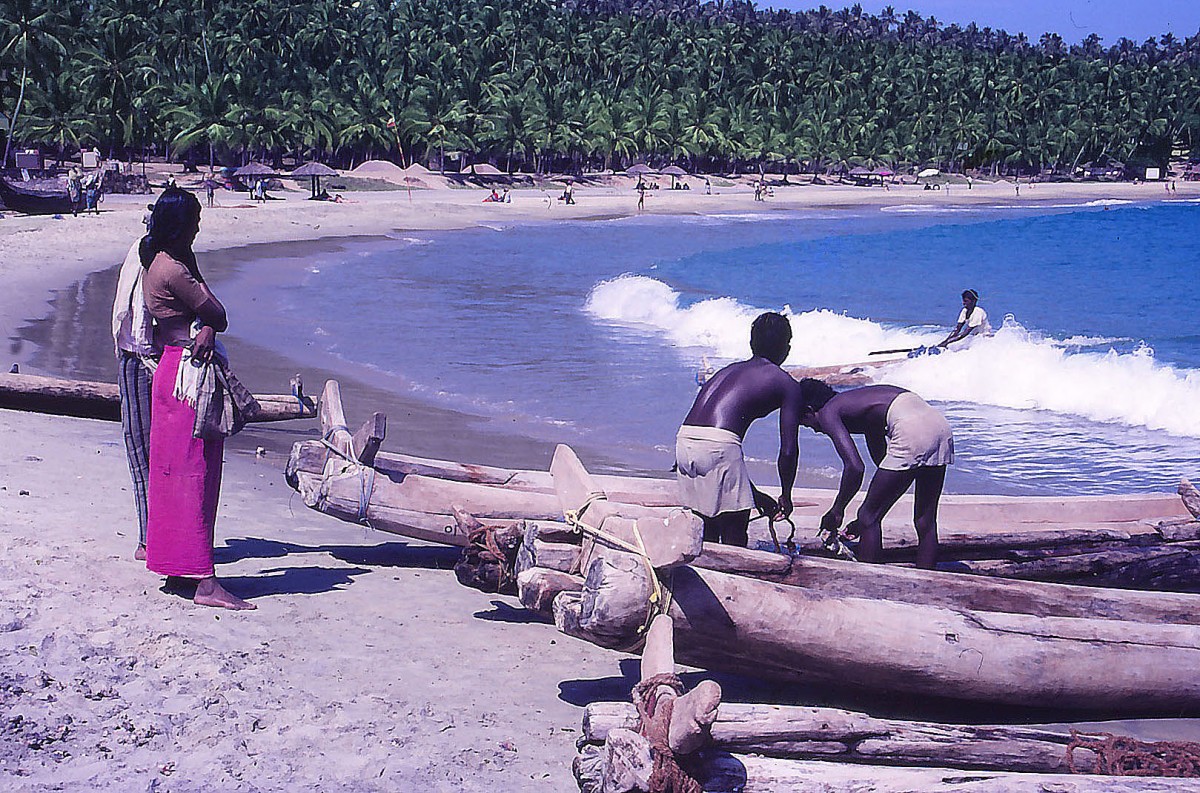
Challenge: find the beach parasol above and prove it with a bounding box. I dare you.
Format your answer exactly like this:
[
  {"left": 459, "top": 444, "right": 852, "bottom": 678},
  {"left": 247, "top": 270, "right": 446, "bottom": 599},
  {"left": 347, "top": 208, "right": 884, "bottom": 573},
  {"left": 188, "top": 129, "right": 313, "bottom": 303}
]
[
  {"left": 625, "top": 163, "right": 654, "bottom": 175},
  {"left": 291, "top": 161, "right": 338, "bottom": 198},
  {"left": 235, "top": 162, "right": 275, "bottom": 176},
  {"left": 661, "top": 164, "right": 687, "bottom": 187},
  {"left": 234, "top": 162, "right": 275, "bottom": 192},
  {"left": 917, "top": 167, "right": 940, "bottom": 178}
]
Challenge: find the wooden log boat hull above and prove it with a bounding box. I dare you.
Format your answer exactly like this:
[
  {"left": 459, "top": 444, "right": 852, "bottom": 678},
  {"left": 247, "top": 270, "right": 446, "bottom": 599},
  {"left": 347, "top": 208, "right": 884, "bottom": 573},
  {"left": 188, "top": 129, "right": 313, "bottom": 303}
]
[
  {"left": 556, "top": 564, "right": 1200, "bottom": 712},
  {"left": 0, "top": 176, "right": 74, "bottom": 215}
]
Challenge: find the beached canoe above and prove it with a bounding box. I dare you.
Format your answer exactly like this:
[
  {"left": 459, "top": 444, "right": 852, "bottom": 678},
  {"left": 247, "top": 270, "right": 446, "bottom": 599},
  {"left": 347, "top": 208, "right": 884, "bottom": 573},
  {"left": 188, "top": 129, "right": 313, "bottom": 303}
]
[
  {"left": 286, "top": 380, "right": 1197, "bottom": 592},
  {"left": 545, "top": 449, "right": 1200, "bottom": 713},
  {"left": 0, "top": 372, "right": 317, "bottom": 423},
  {"left": 288, "top": 380, "right": 1200, "bottom": 711},
  {"left": 0, "top": 175, "right": 73, "bottom": 215}
]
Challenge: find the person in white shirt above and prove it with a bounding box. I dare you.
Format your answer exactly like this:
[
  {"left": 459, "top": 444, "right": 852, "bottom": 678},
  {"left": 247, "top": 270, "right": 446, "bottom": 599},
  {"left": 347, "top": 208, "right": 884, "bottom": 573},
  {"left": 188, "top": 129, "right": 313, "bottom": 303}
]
[
  {"left": 938, "top": 289, "right": 990, "bottom": 348},
  {"left": 112, "top": 237, "right": 160, "bottom": 559}
]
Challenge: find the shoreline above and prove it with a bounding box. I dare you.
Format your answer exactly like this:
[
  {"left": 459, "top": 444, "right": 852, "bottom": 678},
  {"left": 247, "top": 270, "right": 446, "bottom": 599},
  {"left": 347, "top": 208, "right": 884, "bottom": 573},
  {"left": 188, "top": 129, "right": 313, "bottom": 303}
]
[{"left": 5, "top": 179, "right": 1193, "bottom": 483}]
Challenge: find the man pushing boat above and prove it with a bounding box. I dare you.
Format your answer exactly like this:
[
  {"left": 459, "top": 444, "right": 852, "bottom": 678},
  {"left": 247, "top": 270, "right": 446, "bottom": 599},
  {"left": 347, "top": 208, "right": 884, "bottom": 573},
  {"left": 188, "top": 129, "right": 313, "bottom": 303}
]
[
  {"left": 676, "top": 312, "right": 800, "bottom": 546},
  {"left": 798, "top": 380, "right": 953, "bottom": 569}
]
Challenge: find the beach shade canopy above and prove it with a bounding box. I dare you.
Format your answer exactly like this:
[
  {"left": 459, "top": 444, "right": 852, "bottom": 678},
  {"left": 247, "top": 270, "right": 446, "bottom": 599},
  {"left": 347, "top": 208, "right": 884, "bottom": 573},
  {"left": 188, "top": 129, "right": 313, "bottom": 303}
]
[
  {"left": 235, "top": 162, "right": 275, "bottom": 177},
  {"left": 470, "top": 163, "right": 503, "bottom": 175},
  {"left": 291, "top": 162, "right": 338, "bottom": 178},
  {"left": 917, "top": 167, "right": 940, "bottom": 178},
  {"left": 873, "top": 168, "right": 895, "bottom": 177},
  {"left": 661, "top": 165, "right": 687, "bottom": 176},
  {"left": 291, "top": 161, "right": 338, "bottom": 198},
  {"left": 625, "top": 163, "right": 655, "bottom": 175},
  {"left": 849, "top": 166, "right": 871, "bottom": 176}
]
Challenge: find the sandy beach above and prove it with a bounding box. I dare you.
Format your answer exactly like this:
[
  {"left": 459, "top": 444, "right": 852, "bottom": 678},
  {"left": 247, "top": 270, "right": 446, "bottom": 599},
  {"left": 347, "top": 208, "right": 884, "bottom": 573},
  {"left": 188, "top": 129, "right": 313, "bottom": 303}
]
[{"left": 3, "top": 176, "right": 1197, "bottom": 791}]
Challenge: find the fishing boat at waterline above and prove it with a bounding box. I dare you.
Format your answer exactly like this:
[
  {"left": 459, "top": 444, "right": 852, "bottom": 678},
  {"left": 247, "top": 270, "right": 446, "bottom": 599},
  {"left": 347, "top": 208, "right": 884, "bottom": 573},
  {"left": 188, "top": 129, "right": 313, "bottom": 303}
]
[
  {"left": 0, "top": 175, "right": 74, "bottom": 215},
  {"left": 286, "top": 379, "right": 1200, "bottom": 713}
]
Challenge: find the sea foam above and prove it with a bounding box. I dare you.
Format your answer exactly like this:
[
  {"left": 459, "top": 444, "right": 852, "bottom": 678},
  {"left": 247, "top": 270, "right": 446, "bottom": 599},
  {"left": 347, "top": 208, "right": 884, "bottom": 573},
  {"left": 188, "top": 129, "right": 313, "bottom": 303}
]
[{"left": 584, "top": 274, "right": 1200, "bottom": 438}]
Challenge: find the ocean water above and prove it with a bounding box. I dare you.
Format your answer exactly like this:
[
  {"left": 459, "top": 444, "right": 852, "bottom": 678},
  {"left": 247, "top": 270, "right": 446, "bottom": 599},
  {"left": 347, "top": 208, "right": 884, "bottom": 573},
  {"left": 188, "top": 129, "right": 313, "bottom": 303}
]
[{"left": 221, "top": 199, "right": 1200, "bottom": 495}]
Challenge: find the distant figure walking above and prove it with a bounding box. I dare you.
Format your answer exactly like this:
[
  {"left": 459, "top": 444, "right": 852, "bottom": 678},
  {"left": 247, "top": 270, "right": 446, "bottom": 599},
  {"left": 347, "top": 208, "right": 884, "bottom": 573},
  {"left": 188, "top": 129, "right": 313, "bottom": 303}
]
[
  {"left": 637, "top": 181, "right": 646, "bottom": 211},
  {"left": 205, "top": 179, "right": 215, "bottom": 208},
  {"left": 676, "top": 312, "right": 799, "bottom": 546},
  {"left": 938, "top": 289, "right": 991, "bottom": 348},
  {"left": 140, "top": 187, "right": 255, "bottom": 610},
  {"left": 799, "top": 381, "right": 953, "bottom": 569}
]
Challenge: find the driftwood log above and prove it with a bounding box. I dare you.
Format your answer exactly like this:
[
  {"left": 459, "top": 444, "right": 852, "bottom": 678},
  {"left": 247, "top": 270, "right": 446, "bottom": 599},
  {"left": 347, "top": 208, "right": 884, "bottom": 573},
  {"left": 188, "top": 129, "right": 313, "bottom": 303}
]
[
  {"left": 0, "top": 371, "right": 316, "bottom": 423},
  {"left": 583, "top": 702, "right": 1108, "bottom": 774},
  {"left": 688, "top": 754, "right": 1200, "bottom": 792}
]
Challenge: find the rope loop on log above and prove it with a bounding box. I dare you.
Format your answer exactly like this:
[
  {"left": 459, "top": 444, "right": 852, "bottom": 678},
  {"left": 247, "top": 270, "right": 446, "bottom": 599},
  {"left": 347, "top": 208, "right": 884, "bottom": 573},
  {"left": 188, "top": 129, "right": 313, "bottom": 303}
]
[
  {"left": 315, "top": 437, "right": 375, "bottom": 526},
  {"left": 1067, "top": 729, "right": 1200, "bottom": 777},
  {"left": 632, "top": 673, "right": 702, "bottom": 793}
]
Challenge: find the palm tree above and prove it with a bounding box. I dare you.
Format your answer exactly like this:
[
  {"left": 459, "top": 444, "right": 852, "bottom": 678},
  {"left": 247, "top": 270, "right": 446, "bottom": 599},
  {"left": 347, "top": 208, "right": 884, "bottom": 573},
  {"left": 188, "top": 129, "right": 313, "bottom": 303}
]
[{"left": 0, "top": 0, "right": 66, "bottom": 165}]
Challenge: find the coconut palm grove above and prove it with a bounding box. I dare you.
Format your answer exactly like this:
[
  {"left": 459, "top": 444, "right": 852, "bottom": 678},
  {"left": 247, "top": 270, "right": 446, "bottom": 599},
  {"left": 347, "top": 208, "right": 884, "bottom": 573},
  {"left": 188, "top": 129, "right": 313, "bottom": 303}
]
[{"left": 2, "top": 0, "right": 1199, "bottom": 175}]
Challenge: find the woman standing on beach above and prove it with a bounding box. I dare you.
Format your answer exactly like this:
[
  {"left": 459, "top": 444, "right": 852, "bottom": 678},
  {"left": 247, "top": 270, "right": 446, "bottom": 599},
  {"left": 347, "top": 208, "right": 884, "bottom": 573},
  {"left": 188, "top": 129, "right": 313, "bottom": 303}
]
[{"left": 140, "top": 187, "right": 254, "bottom": 610}]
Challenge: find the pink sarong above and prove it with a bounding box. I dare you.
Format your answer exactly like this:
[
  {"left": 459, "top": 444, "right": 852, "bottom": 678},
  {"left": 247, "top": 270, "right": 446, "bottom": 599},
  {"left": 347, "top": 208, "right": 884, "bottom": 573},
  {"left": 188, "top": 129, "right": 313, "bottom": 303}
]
[{"left": 145, "top": 345, "right": 223, "bottom": 578}]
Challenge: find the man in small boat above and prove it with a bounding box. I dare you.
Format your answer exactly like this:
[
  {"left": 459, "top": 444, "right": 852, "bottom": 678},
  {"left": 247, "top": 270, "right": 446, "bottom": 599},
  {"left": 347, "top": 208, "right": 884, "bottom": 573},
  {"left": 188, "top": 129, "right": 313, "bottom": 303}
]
[
  {"left": 798, "top": 380, "right": 952, "bottom": 569},
  {"left": 676, "top": 312, "right": 800, "bottom": 546},
  {"left": 938, "top": 288, "right": 990, "bottom": 348}
]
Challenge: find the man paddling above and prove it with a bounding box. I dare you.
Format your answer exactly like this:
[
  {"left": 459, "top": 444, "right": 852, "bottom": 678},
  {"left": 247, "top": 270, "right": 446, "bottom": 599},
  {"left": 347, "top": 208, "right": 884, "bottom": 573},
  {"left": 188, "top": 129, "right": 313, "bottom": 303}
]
[
  {"left": 938, "top": 288, "right": 990, "bottom": 348},
  {"left": 797, "top": 380, "right": 953, "bottom": 569},
  {"left": 676, "top": 312, "right": 800, "bottom": 546}
]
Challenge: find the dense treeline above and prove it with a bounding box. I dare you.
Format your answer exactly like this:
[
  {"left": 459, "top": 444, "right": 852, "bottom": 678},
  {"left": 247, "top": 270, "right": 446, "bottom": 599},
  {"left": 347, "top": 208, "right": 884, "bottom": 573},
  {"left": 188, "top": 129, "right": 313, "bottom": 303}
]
[{"left": 1, "top": 0, "right": 1198, "bottom": 175}]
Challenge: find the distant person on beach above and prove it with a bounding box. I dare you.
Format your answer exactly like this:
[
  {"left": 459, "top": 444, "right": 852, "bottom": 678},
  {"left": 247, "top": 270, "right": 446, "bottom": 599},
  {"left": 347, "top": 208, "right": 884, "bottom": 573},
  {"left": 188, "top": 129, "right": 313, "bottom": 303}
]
[
  {"left": 637, "top": 181, "right": 645, "bottom": 211},
  {"left": 140, "top": 187, "right": 254, "bottom": 610},
  {"left": 112, "top": 234, "right": 160, "bottom": 560},
  {"left": 676, "top": 312, "right": 799, "bottom": 546},
  {"left": 205, "top": 179, "right": 215, "bottom": 207},
  {"left": 798, "top": 380, "right": 953, "bottom": 569},
  {"left": 938, "top": 289, "right": 991, "bottom": 348}
]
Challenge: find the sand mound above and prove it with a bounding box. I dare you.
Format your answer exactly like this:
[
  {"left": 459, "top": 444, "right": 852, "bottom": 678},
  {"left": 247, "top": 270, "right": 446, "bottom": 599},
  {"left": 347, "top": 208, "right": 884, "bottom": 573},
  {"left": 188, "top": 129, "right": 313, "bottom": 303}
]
[
  {"left": 351, "top": 160, "right": 406, "bottom": 178},
  {"left": 402, "top": 163, "right": 434, "bottom": 176}
]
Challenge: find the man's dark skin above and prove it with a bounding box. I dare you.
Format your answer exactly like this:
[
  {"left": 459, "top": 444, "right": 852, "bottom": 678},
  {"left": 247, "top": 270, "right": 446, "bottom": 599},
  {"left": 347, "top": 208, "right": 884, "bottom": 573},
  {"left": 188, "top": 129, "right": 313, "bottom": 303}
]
[
  {"left": 801, "top": 384, "right": 947, "bottom": 569},
  {"left": 682, "top": 341, "right": 803, "bottom": 546}
]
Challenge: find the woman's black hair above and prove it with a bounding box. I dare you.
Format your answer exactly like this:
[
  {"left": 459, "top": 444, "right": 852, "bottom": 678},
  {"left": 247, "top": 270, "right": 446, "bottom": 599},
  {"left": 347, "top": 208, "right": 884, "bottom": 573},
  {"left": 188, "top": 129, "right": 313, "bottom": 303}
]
[
  {"left": 139, "top": 187, "right": 203, "bottom": 278},
  {"left": 962, "top": 288, "right": 979, "bottom": 301}
]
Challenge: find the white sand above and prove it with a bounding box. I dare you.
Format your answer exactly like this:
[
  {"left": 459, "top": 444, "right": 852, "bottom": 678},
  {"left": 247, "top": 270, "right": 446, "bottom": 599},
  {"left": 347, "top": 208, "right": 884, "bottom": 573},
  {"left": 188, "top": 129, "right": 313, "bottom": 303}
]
[{"left": 2, "top": 175, "right": 1196, "bottom": 790}]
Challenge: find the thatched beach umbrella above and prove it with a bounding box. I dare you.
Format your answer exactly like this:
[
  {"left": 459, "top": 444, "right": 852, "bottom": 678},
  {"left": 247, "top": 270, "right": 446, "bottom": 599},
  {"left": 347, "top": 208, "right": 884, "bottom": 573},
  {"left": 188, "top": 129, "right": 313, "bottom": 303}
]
[
  {"left": 625, "top": 163, "right": 654, "bottom": 175},
  {"left": 235, "top": 162, "right": 274, "bottom": 177},
  {"left": 662, "top": 164, "right": 687, "bottom": 187},
  {"left": 234, "top": 162, "right": 275, "bottom": 191},
  {"left": 292, "top": 161, "right": 338, "bottom": 198}
]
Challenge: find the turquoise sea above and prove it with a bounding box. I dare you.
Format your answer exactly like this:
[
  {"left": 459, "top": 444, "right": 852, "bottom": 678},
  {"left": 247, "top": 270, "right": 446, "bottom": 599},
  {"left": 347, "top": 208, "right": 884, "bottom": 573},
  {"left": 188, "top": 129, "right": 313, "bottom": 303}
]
[{"left": 212, "top": 197, "right": 1200, "bottom": 497}]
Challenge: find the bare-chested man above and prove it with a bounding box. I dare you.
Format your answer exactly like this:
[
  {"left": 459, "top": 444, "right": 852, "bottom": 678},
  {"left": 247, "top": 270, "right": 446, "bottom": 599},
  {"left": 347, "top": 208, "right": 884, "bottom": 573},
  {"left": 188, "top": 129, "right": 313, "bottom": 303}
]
[
  {"left": 797, "top": 380, "right": 953, "bottom": 569},
  {"left": 676, "top": 312, "right": 802, "bottom": 546}
]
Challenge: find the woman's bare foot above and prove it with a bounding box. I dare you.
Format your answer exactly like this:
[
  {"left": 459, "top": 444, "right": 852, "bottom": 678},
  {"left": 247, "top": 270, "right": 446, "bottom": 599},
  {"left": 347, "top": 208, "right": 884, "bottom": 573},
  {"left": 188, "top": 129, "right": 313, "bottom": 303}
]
[
  {"left": 193, "top": 577, "right": 256, "bottom": 611},
  {"left": 134, "top": 544, "right": 147, "bottom": 561}
]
